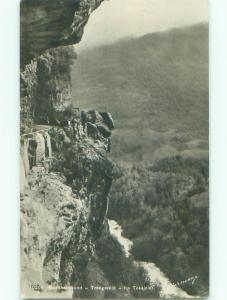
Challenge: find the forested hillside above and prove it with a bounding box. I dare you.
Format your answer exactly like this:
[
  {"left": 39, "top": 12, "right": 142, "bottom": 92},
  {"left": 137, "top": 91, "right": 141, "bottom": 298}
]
[
  {"left": 71, "top": 24, "right": 208, "bottom": 162},
  {"left": 108, "top": 156, "right": 209, "bottom": 296}
]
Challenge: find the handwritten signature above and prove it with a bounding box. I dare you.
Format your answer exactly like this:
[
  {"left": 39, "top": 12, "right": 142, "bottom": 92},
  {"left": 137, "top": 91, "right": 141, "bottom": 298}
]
[{"left": 173, "top": 275, "right": 199, "bottom": 287}]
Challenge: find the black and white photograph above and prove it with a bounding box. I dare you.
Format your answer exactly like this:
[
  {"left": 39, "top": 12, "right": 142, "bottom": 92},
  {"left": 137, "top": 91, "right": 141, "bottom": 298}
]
[{"left": 20, "top": 0, "right": 209, "bottom": 298}]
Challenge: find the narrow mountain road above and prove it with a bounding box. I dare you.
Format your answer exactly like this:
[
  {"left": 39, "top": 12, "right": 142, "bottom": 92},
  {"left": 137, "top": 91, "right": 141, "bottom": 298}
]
[{"left": 21, "top": 125, "right": 54, "bottom": 138}]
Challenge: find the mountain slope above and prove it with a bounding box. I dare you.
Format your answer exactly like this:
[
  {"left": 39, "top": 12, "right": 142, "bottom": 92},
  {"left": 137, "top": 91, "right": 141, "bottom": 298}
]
[{"left": 71, "top": 24, "right": 208, "bottom": 162}]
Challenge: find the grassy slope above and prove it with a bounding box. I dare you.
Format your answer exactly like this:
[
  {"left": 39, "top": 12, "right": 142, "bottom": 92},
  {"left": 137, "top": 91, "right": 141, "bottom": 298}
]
[{"left": 71, "top": 23, "right": 208, "bottom": 162}]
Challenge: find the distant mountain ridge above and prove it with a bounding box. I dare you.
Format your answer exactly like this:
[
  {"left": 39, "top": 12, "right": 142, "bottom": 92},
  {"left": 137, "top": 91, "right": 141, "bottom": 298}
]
[{"left": 71, "top": 23, "right": 208, "bottom": 162}]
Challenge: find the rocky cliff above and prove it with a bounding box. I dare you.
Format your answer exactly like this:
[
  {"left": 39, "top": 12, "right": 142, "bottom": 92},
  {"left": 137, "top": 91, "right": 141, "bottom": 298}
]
[
  {"left": 20, "top": 1, "right": 161, "bottom": 298},
  {"left": 20, "top": 113, "right": 160, "bottom": 298},
  {"left": 21, "top": 0, "right": 104, "bottom": 66},
  {"left": 20, "top": 1, "right": 114, "bottom": 297},
  {"left": 20, "top": 116, "right": 115, "bottom": 298},
  {"left": 20, "top": 0, "right": 104, "bottom": 133}
]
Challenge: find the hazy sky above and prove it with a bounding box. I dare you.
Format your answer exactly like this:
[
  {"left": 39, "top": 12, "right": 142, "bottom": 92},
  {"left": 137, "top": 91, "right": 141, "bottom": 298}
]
[{"left": 75, "top": 0, "right": 208, "bottom": 52}]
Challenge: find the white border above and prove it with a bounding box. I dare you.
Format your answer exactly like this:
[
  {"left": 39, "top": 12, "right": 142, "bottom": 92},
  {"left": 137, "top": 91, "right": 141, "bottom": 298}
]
[
  {"left": 209, "top": 0, "right": 227, "bottom": 299},
  {"left": 1, "top": 0, "right": 227, "bottom": 299},
  {"left": 0, "top": 0, "right": 20, "bottom": 299}
]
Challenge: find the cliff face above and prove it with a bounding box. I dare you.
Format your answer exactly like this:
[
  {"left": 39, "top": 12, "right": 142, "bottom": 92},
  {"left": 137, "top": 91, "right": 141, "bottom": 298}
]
[
  {"left": 21, "top": 0, "right": 104, "bottom": 66},
  {"left": 20, "top": 2, "right": 161, "bottom": 298},
  {"left": 20, "top": 1, "right": 114, "bottom": 297},
  {"left": 20, "top": 115, "right": 115, "bottom": 298},
  {"left": 20, "top": 0, "right": 103, "bottom": 133}
]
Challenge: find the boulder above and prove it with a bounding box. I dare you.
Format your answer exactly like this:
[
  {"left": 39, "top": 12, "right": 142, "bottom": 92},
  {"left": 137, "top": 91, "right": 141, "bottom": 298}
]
[
  {"left": 87, "top": 122, "right": 99, "bottom": 138},
  {"left": 99, "top": 112, "right": 114, "bottom": 130},
  {"left": 86, "top": 109, "right": 97, "bottom": 123},
  {"left": 97, "top": 125, "right": 111, "bottom": 138}
]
